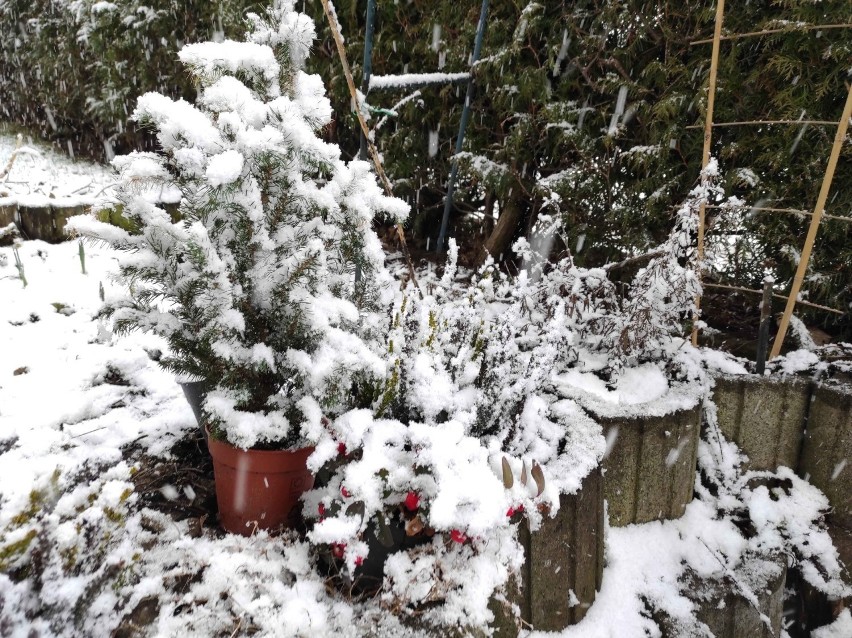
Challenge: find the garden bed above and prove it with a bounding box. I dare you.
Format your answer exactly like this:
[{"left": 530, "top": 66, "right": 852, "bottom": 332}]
[{"left": 2, "top": 226, "right": 850, "bottom": 638}]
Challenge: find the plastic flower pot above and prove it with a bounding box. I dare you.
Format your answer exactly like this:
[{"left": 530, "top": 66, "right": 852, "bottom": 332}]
[
  {"left": 178, "top": 380, "right": 210, "bottom": 427},
  {"left": 206, "top": 426, "right": 314, "bottom": 536},
  {"left": 353, "top": 517, "right": 430, "bottom": 593}
]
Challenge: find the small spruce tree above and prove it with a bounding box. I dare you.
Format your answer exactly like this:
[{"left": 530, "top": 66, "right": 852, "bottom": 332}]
[{"left": 70, "top": 0, "right": 408, "bottom": 449}]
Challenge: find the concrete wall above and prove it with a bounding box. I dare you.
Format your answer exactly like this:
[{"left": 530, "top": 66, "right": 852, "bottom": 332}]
[
  {"left": 684, "top": 556, "right": 786, "bottom": 638},
  {"left": 713, "top": 374, "right": 852, "bottom": 528},
  {"left": 800, "top": 381, "right": 852, "bottom": 528},
  {"left": 712, "top": 374, "right": 811, "bottom": 472},
  {"left": 595, "top": 405, "right": 701, "bottom": 527},
  {"left": 492, "top": 467, "right": 605, "bottom": 635},
  {"left": 0, "top": 202, "right": 89, "bottom": 243}
]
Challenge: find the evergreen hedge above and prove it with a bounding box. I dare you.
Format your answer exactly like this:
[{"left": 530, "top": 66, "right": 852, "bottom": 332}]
[
  {"left": 0, "top": 0, "right": 849, "bottom": 335},
  {"left": 309, "top": 0, "right": 851, "bottom": 335},
  {"left": 0, "top": 0, "right": 262, "bottom": 158}
]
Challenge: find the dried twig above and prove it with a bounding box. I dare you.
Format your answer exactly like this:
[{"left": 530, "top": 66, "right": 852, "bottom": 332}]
[
  {"left": 685, "top": 119, "right": 836, "bottom": 129},
  {"left": 703, "top": 282, "right": 845, "bottom": 316},
  {"left": 706, "top": 204, "right": 852, "bottom": 224}
]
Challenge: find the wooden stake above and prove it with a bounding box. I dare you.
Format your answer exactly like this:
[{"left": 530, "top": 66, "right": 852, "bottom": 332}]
[
  {"left": 318, "top": 0, "right": 421, "bottom": 293},
  {"left": 755, "top": 277, "right": 773, "bottom": 374},
  {"left": 770, "top": 82, "right": 852, "bottom": 359},
  {"left": 692, "top": 0, "right": 726, "bottom": 346},
  {"left": 685, "top": 119, "right": 836, "bottom": 128}
]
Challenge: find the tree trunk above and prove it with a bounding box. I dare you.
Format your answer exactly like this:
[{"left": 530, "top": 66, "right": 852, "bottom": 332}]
[{"left": 476, "top": 192, "right": 526, "bottom": 266}]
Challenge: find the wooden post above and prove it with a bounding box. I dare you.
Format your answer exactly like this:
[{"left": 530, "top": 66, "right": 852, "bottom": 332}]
[
  {"left": 691, "top": 0, "right": 726, "bottom": 346},
  {"left": 755, "top": 276, "right": 773, "bottom": 374},
  {"left": 770, "top": 82, "right": 852, "bottom": 359}
]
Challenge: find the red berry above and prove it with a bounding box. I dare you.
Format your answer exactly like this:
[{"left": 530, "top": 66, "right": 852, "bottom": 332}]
[
  {"left": 506, "top": 507, "right": 515, "bottom": 517},
  {"left": 340, "top": 485, "right": 351, "bottom": 498},
  {"left": 318, "top": 503, "right": 326, "bottom": 518},
  {"left": 332, "top": 543, "right": 346, "bottom": 558},
  {"left": 337, "top": 442, "right": 347, "bottom": 456},
  {"left": 404, "top": 491, "right": 420, "bottom": 511},
  {"left": 354, "top": 556, "right": 364, "bottom": 567},
  {"left": 450, "top": 529, "right": 467, "bottom": 544}
]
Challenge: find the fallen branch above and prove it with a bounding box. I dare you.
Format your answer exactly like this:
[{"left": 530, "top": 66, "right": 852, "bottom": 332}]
[
  {"left": 604, "top": 249, "right": 666, "bottom": 273},
  {"left": 706, "top": 204, "right": 852, "bottom": 224},
  {"left": 691, "top": 23, "right": 852, "bottom": 46},
  {"left": 685, "top": 119, "right": 836, "bottom": 129}
]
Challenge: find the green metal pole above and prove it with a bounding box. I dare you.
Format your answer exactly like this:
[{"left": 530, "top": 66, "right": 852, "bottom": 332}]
[
  {"left": 356, "top": 0, "right": 376, "bottom": 286},
  {"left": 359, "top": 0, "right": 377, "bottom": 163},
  {"left": 436, "top": 0, "right": 490, "bottom": 254}
]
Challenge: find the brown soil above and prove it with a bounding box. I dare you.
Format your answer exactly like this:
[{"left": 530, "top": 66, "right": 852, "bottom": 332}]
[{"left": 128, "top": 430, "right": 220, "bottom": 538}]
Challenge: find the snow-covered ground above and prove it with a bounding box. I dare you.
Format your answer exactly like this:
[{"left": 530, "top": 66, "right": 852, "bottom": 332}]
[
  {"left": 0, "top": 136, "right": 850, "bottom": 637},
  {"left": 0, "top": 130, "right": 116, "bottom": 207}
]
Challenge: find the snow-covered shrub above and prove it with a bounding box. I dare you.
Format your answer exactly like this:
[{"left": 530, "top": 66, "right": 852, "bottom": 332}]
[
  {"left": 528, "top": 163, "right": 719, "bottom": 377},
  {"left": 300, "top": 409, "right": 538, "bottom": 632},
  {"left": 0, "top": 462, "right": 139, "bottom": 636},
  {"left": 299, "top": 243, "right": 604, "bottom": 633},
  {"left": 69, "top": 1, "right": 407, "bottom": 449}
]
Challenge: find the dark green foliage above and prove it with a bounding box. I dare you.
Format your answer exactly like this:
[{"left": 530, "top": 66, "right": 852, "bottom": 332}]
[
  {"left": 1, "top": 0, "right": 849, "bottom": 334},
  {"left": 308, "top": 0, "right": 850, "bottom": 335},
  {"left": 0, "top": 0, "right": 263, "bottom": 158}
]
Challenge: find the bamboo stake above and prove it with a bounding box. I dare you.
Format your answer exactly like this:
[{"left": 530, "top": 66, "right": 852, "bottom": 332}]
[
  {"left": 318, "top": 0, "right": 421, "bottom": 292},
  {"left": 705, "top": 204, "right": 852, "bottom": 224},
  {"left": 692, "top": 0, "right": 726, "bottom": 346},
  {"left": 704, "top": 282, "right": 844, "bottom": 316},
  {"left": 770, "top": 82, "right": 852, "bottom": 358},
  {"left": 685, "top": 119, "right": 836, "bottom": 129},
  {"left": 691, "top": 23, "right": 852, "bottom": 46}
]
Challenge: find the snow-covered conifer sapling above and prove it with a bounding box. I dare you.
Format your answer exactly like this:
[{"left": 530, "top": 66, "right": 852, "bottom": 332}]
[{"left": 69, "top": 0, "right": 407, "bottom": 533}]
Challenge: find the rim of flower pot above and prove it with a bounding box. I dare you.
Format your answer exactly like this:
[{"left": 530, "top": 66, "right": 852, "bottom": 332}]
[{"left": 205, "top": 424, "right": 314, "bottom": 464}]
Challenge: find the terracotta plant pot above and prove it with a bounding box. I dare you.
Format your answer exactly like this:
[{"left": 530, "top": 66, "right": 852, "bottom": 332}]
[{"left": 206, "top": 426, "right": 315, "bottom": 536}]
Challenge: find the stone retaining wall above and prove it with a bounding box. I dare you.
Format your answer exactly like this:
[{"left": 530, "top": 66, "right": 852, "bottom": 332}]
[
  {"left": 680, "top": 555, "right": 787, "bottom": 638},
  {"left": 712, "top": 374, "right": 811, "bottom": 472},
  {"left": 493, "top": 467, "right": 605, "bottom": 635},
  {"left": 596, "top": 404, "right": 701, "bottom": 526},
  {"left": 0, "top": 201, "right": 89, "bottom": 243},
  {"left": 800, "top": 381, "right": 852, "bottom": 528},
  {"left": 712, "top": 374, "right": 852, "bottom": 527}
]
